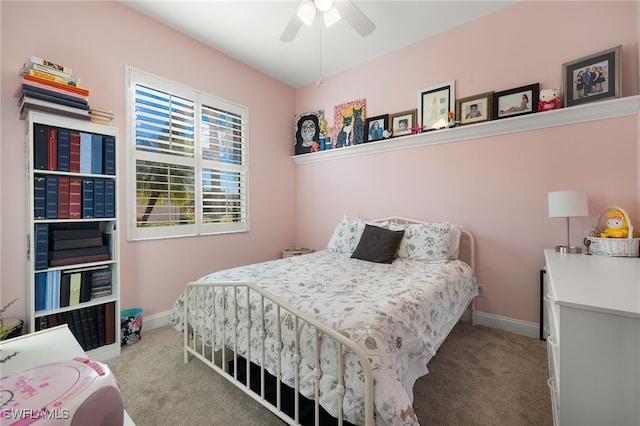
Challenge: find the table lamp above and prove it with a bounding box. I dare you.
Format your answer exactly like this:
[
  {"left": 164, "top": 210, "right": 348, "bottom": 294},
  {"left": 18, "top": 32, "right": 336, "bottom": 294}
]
[{"left": 548, "top": 190, "right": 589, "bottom": 253}]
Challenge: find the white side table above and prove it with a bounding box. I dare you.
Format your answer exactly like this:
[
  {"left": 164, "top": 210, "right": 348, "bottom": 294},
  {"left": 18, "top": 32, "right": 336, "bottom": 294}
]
[{"left": 0, "top": 325, "right": 135, "bottom": 425}]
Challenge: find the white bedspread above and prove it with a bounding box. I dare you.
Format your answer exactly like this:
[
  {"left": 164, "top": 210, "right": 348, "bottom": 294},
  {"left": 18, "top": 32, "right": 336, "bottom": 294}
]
[{"left": 170, "top": 250, "right": 478, "bottom": 426}]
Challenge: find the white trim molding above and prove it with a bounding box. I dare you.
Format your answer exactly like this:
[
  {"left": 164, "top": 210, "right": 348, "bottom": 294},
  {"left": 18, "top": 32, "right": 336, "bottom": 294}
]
[{"left": 292, "top": 95, "right": 640, "bottom": 165}]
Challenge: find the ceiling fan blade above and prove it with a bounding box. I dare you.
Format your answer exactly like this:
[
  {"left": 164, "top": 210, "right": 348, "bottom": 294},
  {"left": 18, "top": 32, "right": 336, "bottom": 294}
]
[
  {"left": 334, "top": 0, "right": 376, "bottom": 37},
  {"left": 280, "top": 13, "right": 303, "bottom": 42}
]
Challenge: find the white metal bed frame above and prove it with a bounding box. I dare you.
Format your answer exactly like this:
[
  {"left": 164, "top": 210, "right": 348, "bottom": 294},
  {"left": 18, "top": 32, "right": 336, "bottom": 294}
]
[{"left": 182, "top": 217, "right": 476, "bottom": 426}]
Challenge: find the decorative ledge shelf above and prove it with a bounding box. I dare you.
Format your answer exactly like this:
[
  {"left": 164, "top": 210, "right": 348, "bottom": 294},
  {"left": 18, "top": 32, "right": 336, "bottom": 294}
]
[{"left": 292, "top": 95, "right": 640, "bottom": 165}]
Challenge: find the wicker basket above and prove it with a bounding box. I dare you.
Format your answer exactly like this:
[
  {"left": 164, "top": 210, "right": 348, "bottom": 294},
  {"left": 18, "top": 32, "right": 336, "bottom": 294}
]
[
  {"left": 586, "top": 206, "right": 639, "bottom": 257},
  {"left": 282, "top": 247, "right": 313, "bottom": 258}
]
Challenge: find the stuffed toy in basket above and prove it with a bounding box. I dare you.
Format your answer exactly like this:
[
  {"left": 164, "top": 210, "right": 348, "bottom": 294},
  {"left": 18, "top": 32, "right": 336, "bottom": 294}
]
[{"left": 586, "top": 206, "right": 639, "bottom": 257}]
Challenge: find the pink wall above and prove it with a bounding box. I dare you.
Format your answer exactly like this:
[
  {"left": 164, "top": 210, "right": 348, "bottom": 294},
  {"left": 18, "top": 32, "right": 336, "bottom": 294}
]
[
  {"left": 0, "top": 1, "right": 638, "bottom": 330},
  {"left": 294, "top": 1, "right": 640, "bottom": 324},
  {"left": 0, "top": 1, "right": 297, "bottom": 323}
]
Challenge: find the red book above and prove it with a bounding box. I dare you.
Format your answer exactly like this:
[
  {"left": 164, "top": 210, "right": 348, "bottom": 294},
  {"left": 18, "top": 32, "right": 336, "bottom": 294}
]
[
  {"left": 47, "top": 127, "right": 57, "bottom": 170},
  {"left": 69, "top": 131, "right": 81, "bottom": 172},
  {"left": 57, "top": 176, "right": 70, "bottom": 219},
  {"left": 69, "top": 177, "right": 82, "bottom": 219}
]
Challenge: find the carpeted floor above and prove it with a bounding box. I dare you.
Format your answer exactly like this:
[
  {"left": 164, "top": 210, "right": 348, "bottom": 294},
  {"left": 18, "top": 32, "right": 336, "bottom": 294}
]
[{"left": 107, "top": 322, "right": 552, "bottom": 426}]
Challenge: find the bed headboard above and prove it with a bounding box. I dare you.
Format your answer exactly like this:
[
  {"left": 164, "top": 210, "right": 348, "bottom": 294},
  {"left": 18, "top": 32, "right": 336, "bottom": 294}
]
[{"left": 373, "top": 216, "right": 475, "bottom": 272}]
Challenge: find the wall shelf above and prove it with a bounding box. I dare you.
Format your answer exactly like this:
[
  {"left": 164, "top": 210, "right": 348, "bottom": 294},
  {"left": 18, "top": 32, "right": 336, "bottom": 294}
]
[{"left": 292, "top": 95, "right": 640, "bottom": 165}]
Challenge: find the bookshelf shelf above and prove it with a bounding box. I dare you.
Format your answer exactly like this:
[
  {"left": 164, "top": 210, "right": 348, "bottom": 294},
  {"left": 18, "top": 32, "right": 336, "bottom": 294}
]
[{"left": 25, "top": 110, "right": 120, "bottom": 362}]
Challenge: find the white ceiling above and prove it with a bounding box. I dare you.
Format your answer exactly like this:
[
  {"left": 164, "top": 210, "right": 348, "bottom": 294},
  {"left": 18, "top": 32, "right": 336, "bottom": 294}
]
[{"left": 120, "top": 1, "right": 517, "bottom": 88}]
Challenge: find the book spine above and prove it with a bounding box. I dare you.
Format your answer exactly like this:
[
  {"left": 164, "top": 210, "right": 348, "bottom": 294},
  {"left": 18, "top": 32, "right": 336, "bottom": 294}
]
[
  {"left": 45, "top": 175, "right": 58, "bottom": 219},
  {"left": 24, "top": 62, "right": 80, "bottom": 83},
  {"left": 79, "top": 132, "right": 92, "bottom": 173},
  {"left": 102, "top": 135, "right": 116, "bottom": 175},
  {"left": 29, "top": 68, "right": 80, "bottom": 87},
  {"left": 97, "top": 303, "right": 106, "bottom": 347},
  {"left": 94, "top": 179, "right": 105, "bottom": 219},
  {"left": 104, "top": 180, "right": 115, "bottom": 218},
  {"left": 91, "top": 134, "right": 103, "bottom": 174},
  {"left": 48, "top": 245, "right": 109, "bottom": 260},
  {"left": 21, "top": 102, "right": 91, "bottom": 122},
  {"left": 57, "top": 176, "right": 70, "bottom": 220},
  {"left": 82, "top": 179, "right": 94, "bottom": 218},
  {"left": 69, "top": 131, "right": 80, "bottom": 172},
  {"left": 59, "top": 272, "right": 71, "bottom": 308},
  {"left": 48, "top": 253, "right": 110, "bottom": 267},
  {"left": 79, "top": 308, "right": 93, "bottom": 350},
  {"left": 69, "top": 272, "right": 81, "bottom": 306},
  {"left": 23, "top": 75, "right": 90, "bottom": 97},
  {"left": 71, "top": 309, "right": 87, "bottom": 351},
  {"left": 34, "top": 176, "right": 46, "bottom": 219},
  {"left": 79, "top": 270, "right": 93, "bottom": 303},
  {"left": 51, "top": 227, "right": 102, "bottom": 240},
  {"left": 57, "top": 128, "right": 70, "bottom": 172},
  {"left": 22, "top": 87, "right": 90, "bottom": 110},
  {"left": 47, "top": 313, "right": 59, "bottom": 328},
  {"left": 34, "top": 223, "right": 49, "bottom": 271},
  {"left": 34, "top": 272, "right": 47, "bottom": 311},
  {"left": 33, "top": 123, "right": 48, "bottom": 170},
  {"left": 87, "top": 305, "right": 100, "bottom": 349},
  {"left": 47, "top": 127, "right": 57, "bottom": 170},
  {"left": 69, "top": 177, "right": 82, "bottom": 220},
  {"left": 52, "top": 236, "right": 103, "bottom": 251},
  {"left": 105, "top": 301, "right": 116, "bottom": 345},
  {"left": 24, "top": 56, "right": 73, "bottom": 75}
]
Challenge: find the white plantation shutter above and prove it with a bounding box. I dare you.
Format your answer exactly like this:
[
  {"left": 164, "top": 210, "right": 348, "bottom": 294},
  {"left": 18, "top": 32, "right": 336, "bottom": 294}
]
[{"left": 126, "top": 67, "right": 249, "bottom": 240}]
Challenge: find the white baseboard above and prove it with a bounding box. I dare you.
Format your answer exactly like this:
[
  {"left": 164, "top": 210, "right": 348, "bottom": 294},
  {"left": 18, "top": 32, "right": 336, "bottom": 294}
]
[
  {"left": 142, "top": 309, "right": 540, "bottom": 339},
  {"left": 142, "top": 310, "right": 173, "bottom": 331},
  {"left": 472, "top": 311, "right": 540, "bottom": 339}
]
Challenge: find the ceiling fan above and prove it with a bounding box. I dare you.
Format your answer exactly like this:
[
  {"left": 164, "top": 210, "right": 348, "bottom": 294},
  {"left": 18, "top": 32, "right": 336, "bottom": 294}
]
[{"left": 280, "top": 0, "right": 376, "bottom": 42}]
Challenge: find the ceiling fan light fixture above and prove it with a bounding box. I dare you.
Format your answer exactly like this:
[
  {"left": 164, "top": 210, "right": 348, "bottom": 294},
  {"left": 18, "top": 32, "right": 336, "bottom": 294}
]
[
  {"left": 315, "top": 0, "right": 334, "bottom": 12},
  {"left": 297, "top": 0, "right": 317, "bottom": 26},
  {"left": 322, "top": 7, "right": 341, "bottom": 27}
]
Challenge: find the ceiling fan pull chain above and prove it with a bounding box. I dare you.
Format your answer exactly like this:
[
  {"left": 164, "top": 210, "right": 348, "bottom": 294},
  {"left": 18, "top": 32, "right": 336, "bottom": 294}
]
[{"left": 316, "top": 16, "right": 322, "bottom": 88}]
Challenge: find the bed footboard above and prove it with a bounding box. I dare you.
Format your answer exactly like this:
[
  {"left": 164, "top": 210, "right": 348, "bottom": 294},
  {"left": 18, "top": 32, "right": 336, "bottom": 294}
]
[{"left": 183, "top": 281, "right": 375, "bottom": 426}]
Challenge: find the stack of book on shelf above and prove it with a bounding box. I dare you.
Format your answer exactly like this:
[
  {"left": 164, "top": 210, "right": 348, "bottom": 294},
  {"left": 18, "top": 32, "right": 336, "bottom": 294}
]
[
  {"left": 17, "top": 56, "right": 105, "bottom": 122},
  {"left": 34, "top": 223, "right": 112, "bottom": 269},
  {"left": 34, "top": 265, "right": 112, "bottom": 312},
  {"left": 34, "top": 301, "right": 117, "bottom": 352},
  {"left": 89, "top": 107, "right": 114, "bottom": 125}
]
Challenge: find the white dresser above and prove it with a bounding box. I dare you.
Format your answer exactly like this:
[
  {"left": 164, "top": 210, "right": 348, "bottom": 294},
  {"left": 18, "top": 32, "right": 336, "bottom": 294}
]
[{"left": 543, "top": 249, "right": 640, "bottom": 426}]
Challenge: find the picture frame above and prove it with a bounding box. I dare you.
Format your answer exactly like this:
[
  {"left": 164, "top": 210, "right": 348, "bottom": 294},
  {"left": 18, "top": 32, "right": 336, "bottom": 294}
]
[
  {"left": 418, "top": 80, "right": 455, "bottom": 131},
  {"left": 389, "top": 109, "right": 417, "bottom": 137},
  {"left": 493, "top": 83, "right": 539, "bottom": 120},
  {"left": 456, "top": 91, "right": 493, "bottom": 125},
  {"left": 365, "top": 114, "right": 389, "bottom": 142},
  {"left": 333, "top": 98, "right": 366, "bottom": 148},
  {"left": 294, "top": 110, "right": 324, "bottom": 155},
  {"left": 562, "top": 45, "right": 621, "bottom": 107}
]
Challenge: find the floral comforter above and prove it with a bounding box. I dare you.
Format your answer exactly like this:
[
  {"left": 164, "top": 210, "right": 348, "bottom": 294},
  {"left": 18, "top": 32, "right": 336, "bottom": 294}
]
[{"left": 170, "top": 250, "right": 478, "bottom": 426}]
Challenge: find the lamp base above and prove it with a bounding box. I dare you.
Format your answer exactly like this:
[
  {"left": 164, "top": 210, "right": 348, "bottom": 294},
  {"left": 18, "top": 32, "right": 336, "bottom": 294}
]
[{"left": 555, "top": 245, "right": 582, "bottom": 254}]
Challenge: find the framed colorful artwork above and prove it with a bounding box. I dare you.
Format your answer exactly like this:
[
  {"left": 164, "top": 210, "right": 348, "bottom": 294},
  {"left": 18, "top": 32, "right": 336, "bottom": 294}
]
[
  {"left": 389, "top": 109, "right": 417, "bottom": 137},
  {"left": 418, "top": 81, "right": 455, "bottom": 131},
  {"left": 294, "top": 110, "right": 324, "bottom": 155},
  {"left": 493, "top": 83, "right": 539, "bottom": 120},
  {"left": 456, "top": 91, "right": 493, "bottom": 125},
  {"left": 562, "top": 45, "right": 621, "bottom": 107},
  {"left": 333, "top": 98, "right": 366, "bottom": 148},
  {"left": 365, "top": 114, "right": 389, "bottom": 142}
]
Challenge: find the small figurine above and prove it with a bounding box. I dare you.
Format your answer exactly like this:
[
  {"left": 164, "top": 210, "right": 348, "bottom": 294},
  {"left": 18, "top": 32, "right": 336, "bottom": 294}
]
[
  {"left": 538, "top": 87, "right": 560, "bottom": 112},
  {"left": 600, "top": 210, "right": 629, "bottom": 238}
]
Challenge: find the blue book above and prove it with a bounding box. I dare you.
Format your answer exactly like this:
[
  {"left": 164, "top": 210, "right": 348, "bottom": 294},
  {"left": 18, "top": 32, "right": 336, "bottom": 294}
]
[
  {"left": 34, "top": 223, "right": 49, "bottom": 270},
  {"left": 57, "top": 128, "right": 70, "bottom": 172},
  {"left": 35, "top": 272, "right": 47, "bottom": 311},
  {"left": 104, "top": 180, "right": 115, "bottom": 218},
  {"left": 34, "top": 176, "right": 46, "bottom": 219},
  {"left": 45, "top": 271, "right": 54, "bottom": 310},
  {"left": 102, "top": 135, "right": 116, "bottom": 175},
  {"left": 82, "top": 179, "right": 94, "bottom": 218},
  {"left": 91, "top": 134, "right": 103, "bottom": 174},
  {"left": 33, "top": 124, "right": 48, "bottom": 170},
  {"left": 79, "top": 132, "right": 92, "bottom": 173},
  {"left": 45, "top": 175, "right": 58, "bottom": 219},
  {"left": 52, "top": 270, "right": 61, "bottom": 309},
  {"left": 93, "top": 179, "right": 105, "bottom": 218}
]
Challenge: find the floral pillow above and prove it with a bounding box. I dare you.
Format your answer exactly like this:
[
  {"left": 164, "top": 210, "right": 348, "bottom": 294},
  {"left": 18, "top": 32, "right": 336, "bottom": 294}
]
[
  {"left": 390, "top": 222, "right": 460, "bottom": 262},
  {"left": 327, "top": 216, "right": 388, "bottom": 254}
]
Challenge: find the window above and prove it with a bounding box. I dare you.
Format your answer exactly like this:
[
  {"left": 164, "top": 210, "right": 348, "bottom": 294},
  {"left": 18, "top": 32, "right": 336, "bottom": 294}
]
[{"left": 125, "top": 67, "right": 249, "bottom": 241}]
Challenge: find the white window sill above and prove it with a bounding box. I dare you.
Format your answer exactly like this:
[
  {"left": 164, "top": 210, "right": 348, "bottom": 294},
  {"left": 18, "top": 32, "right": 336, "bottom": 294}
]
[{"left": 291, "top": 95, "right": 640, "bottom": 165}]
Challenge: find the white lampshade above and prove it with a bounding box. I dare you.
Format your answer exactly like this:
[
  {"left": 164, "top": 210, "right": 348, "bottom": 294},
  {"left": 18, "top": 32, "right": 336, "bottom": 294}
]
[
  {"left": 323, "top": 7, "right": 341, "bottom": 27},
  {"left": 548, "top": 190, "right": 589, "bottom": 218}
]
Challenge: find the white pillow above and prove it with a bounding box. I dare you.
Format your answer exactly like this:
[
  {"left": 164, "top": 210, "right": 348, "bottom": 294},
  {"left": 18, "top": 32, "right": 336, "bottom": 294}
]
[
  {"left": 390, "top": 222, "right": 460, "bottom": 262},
  {"left": 327, "top": 216, "right": 388, "bottom": 254}
]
